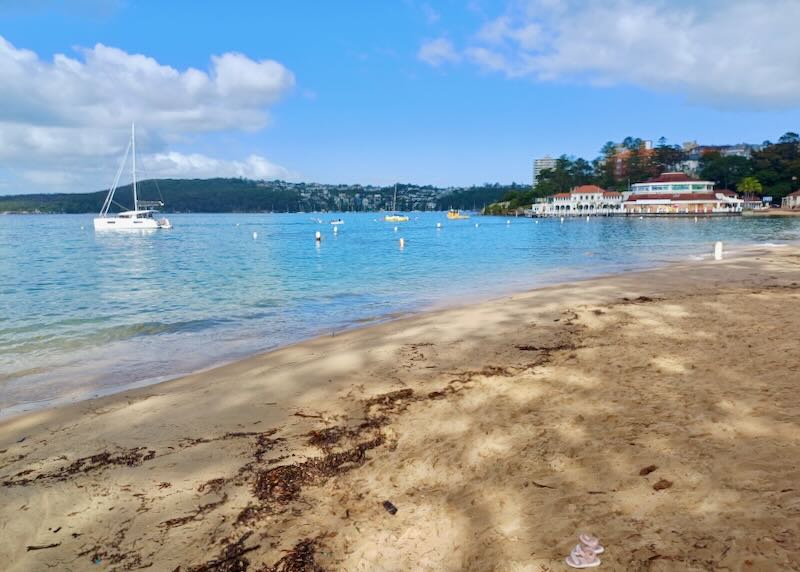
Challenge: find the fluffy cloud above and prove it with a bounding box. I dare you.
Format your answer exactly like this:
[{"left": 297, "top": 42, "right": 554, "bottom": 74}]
[
  {"left": 142, "top": 152, "right": 291, "bottom": 180},
  {"left": 0, "top": 36, "right": 295, "bottom": 192},
  {"left": 420, "top": 0, "right": 800, "bottom": 108},
  {"left": 0, "top": 37, "right": 294, "bottom": 131},
  {"left": 417, "top": 38, "right": 461, "bottom": 67}
]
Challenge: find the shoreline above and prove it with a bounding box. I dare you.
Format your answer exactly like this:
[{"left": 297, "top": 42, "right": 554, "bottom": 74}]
[
  {"left": 2, "top": 245, "right": 800, "bottom": 570},
  {"left": 2, "top": 238, "right": 793, "bottom": 421}
]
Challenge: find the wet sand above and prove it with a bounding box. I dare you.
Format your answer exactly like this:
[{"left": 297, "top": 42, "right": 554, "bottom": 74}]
[{"left": 1, "top": 246, "right": 800, "bottom": 571}]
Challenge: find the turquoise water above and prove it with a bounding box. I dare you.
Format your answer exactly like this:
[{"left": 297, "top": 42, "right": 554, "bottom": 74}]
[{"left": 1, "top": 212, "right": 799, "bottom": 416}]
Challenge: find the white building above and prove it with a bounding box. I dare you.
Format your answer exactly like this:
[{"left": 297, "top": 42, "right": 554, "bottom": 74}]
[
  {"left": 623, "top": 172, "right": 742, "bottom": 214},
  {"left": 532, "top": 155, "right": 557, "bottom": 186},
  {"left": 530, "top": 185, "right": 623, "bottom": 216},
  {"left": 782, "top": 190, "right": 800, "bottom": 209}
]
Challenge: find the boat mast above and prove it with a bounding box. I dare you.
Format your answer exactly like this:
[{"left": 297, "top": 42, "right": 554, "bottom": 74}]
[{"left": 131, "top": 123, "right": 138, "bottom": 211}]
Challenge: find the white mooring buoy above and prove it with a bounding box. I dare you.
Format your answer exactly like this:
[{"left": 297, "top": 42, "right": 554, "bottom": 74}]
[
  {"left": 315, "top": 230, "right": 321, "bottom": 242},
  {"left": 694, "top": 216, "right": 698, "bottom": 222},
  {"left": 506, "top": 219, "right": 511, "bottom": 224},
  {"left": 252, "top": 231, "right": 258, "bottom": 240},
  {"left": 333, "top": 225, "right": 338, "bottom": 234},
  {"left": 399, "top": 238, "right": 405, "bottom": 249},
  {"left": 394, "top": 226, "right": 398, "bottom": 232},
  {"left": 475, "top": 223, "right": 479, "bottom": 228},
  {"left": 560, "top": 217, "right": 564, "bottom": 223},
  {"left": 714, "top": 241, "right": 723, "bottom": 260},
  {"left": 436, "top": 222, "right": 442, "bottom": 229}
]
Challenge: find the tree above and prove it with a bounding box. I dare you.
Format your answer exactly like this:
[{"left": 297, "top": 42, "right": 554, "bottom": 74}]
[
  {"left": 699, "top": 152, "right": 752, "bottom": 190},
  {"left": 737, "top": 176, "right": 763, "bottom": 206},
  {"left": 654, "top": 140, "right": 687, "bottom": 173}
]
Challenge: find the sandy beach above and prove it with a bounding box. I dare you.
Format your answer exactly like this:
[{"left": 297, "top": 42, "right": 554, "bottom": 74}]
[{"left": 2, "top": 246, "right": 800, "bottom": 571}]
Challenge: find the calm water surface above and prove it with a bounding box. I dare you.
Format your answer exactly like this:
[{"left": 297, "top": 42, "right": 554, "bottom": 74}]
[{"left": 1, "top": 212, "right": 799, "bottom": 416}]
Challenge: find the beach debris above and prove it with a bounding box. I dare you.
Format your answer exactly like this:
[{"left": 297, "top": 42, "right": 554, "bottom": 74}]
[
  {"left": 566, "top": 543, "right": 601, "bottom": 568},
  {"left": 186, "top": 531, "right": 259, "bottom": 572},
  {"left": 383, "top": 500, "right": 398, "bottom": 515},
  {"left": 653, "top": 479, "right": 673, "bottom": 491},
  {"left": 293, "top": 411, "right": 324, "bottom": 420},
  {"left": 2, "top": 447, "right": 156, "bottom": 487},
  {"left": 252, "top": 437, "right": 383, "bottom": 504},
  {"left": 26, "top": 542, "right": 61, "bottom": 551},
  {"left": 528, "top": 480, "right": 556, "bottom": 489},
  {"left": 639, "top": 464, "right": 658, "bottom": 476},
  {"left": 261, "top": 537, "right": 325, "bottom": 572},
  {"left": 579, "top": 533, "right": 605, "bottom": 554},
  {"left": 160, "top": 493, "right": 228, "bottom": 529}
]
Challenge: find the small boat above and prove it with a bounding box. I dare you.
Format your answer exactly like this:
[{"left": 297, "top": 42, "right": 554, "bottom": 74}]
[
  {"left": 94, "top": 124, "right": 171, "bottom": 231},
  {"left": 384, "top": 184, "right": 409, "bottom": 222},
  {"left": 384, "top": 214, "right": 409, "bottom": 222},
  {"left": 447, "top": 209, "right": 470, "bottom": 220},
  {"left": 330, "top": 219, "right": 344, "bottom": 225}
]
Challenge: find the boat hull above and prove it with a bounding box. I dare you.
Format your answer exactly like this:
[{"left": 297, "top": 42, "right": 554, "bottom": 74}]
[{"left": 93, "top": 217, "right": 171, "bottom": 230}]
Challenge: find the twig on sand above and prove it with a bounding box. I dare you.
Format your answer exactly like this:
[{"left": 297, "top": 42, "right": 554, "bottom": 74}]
[
  {"left": 529, "top": 480, "right": 556, "bottom": 489},
  {"left": 26, "top": 543, "right": 61, "bottom": 551},
  {"left": 293, "top": 411, "right": 324, "bottom": 419}
]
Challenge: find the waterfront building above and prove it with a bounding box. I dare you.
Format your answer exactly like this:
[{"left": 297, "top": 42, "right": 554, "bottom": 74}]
[
  {"left": 530, "top": 185, "right": 623, "bottom": 216},
  {"left": 622, "top": 172, "right": 742, "bottom": 214},
  {"left": 782, "top": 190, "right": 800, "bottom": 209},
  {"left": 532, "top": 155, "right": 557, "bottom": 186},
  {"left": 529, "top": 173, "right": 743, "bottom": 217}
]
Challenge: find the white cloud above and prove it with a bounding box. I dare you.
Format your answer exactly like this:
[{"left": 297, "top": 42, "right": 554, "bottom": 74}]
[
  {"left": 417, "top": 38, "right": 461, "bottom": 67},
  {"left": 0, "top": 36, "right": 295, "bottom": 193},
  {"left": 142, "top": 152, "right": 291, "bottom": 180},
  {"left": 420, "top": 0, "right": 800, "bottom": 108}
]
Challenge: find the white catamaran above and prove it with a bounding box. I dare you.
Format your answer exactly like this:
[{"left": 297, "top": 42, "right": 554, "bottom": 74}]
[{"left": 94, "top": 124, "right": 172, "bottom": 231}]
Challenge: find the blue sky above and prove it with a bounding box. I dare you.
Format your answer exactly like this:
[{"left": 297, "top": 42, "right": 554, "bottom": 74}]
[{"left": 1, "top": 0, "right": 799, "bottom": 194}]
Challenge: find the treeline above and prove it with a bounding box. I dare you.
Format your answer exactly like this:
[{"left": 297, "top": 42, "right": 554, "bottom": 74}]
[
  {"left": 0, "top": 178, "right": 518, "bottom": 214},
  {"left": 433, "top": 182, "right": 528, "bottom": 211},
  {"left": 496, "top": 132, "right": 800, "bottom": 211}
]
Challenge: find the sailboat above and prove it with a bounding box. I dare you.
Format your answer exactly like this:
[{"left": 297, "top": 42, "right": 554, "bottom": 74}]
[
  {"left": 94, "top": 124, "right": 172, "bottom": 231},
  {"left": 384, "top": 184, "right": 409, "bottom": 222}
]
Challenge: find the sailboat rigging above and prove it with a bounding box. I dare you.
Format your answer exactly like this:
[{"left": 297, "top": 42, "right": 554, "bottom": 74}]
[
  {"left": 384, "top": 184, "right": 409, "bottom": 222},
  {"left": 94, "top": 123, "right": 172, "bottom": 231}
]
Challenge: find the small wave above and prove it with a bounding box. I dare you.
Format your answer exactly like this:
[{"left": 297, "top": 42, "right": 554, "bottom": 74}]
[{"left": 0, "top": 317, "right": 231, "bottom": 356}]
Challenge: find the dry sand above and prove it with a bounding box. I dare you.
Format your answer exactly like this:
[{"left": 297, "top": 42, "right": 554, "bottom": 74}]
[{"left": 1, "top": 246, "right": 800, "bottom": 571}]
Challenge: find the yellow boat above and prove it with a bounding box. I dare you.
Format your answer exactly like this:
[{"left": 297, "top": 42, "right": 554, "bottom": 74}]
[
  {"left": 447, "top": 209, "right": 470, "bottom": 220},
  {"left": 384, "top": 214, "right": 409, "bottom": 222}
]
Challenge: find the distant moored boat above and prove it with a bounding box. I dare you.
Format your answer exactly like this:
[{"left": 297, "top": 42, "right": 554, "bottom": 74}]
[{"left": 94, "top": 123, "right": 172, "bottom": 231}]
